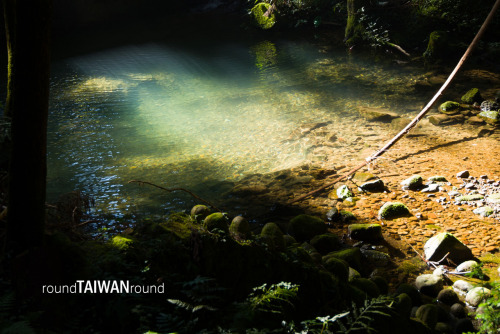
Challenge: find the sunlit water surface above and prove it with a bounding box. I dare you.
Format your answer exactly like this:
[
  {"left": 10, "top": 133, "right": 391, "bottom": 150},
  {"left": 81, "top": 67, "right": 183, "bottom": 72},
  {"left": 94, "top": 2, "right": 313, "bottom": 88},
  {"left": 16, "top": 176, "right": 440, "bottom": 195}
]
[{"left": 47, "top": 38, "right": 428, "bottom": 219}]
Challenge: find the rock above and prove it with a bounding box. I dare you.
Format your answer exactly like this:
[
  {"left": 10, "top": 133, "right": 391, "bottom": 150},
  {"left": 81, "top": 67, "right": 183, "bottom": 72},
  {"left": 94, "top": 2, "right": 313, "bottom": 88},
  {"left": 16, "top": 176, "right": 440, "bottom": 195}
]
[
  {"left": 486, "top": 193, "right": 500, "bottom": 204},
  {"left": 456, "top": 260, "right": 478, "bottom": 273},
  {"left": 401, "top": 175, "right": 424, "bottom": 190},
  {"left": 348, "top": 223, "right": 383, "bottom": 242},
  {"left": 421, "top": 184, "right": 440, "bottom": 193},
  {"left": 203, "top": 212, "right": 229, "bottom": 233},
  {"left": 337, "top": 184, "right": 354, "bottom": 200},
  {"left": 434, "top": 322, "right": 453, "bottom": 334},
  {"left": 310, "top": 233, "right": 341, "bottom": 255},
  {"left": 428, "top": 114, "right": 460, "bottom": 126},
  {"left": 465, "top": 287, "right": 491, "bottom": 307},
  {"left": 466, "top": 115, "right": 485, "bottom": 125},
  {"left": 283, "top": 234, "right": 297, "bottom": 247},
  {"left": 324, "top": 248, "right": 362, "bottom": 271},
  {"left": 288, "top": 214, "right": 327, "bottom": 241},
  {"left": 393, "top": 293, "right": 412, "bottom": 318},
  {"left": 358, "top": 106, "right": 400, "bottom": 122},
  {"left": 250, "top": 2, "right": 276, "bottom": 29},
  {"left": 191, "top": 204, "right": 211, "bottom": 220},
  {"left": 473, "top": 206, "right": 494, "bottom": 217},
  {"left": 428, "top": 176, "right": 448, "bottom": 182},
  {"left": 340, "top": 210, "right": 356, "bottom": 222},
  {"left": 478, "top": 110, "right": 500, "bottom": 124},
  {"left": 370, "top": 276, "right": 388, "bottom": 295},
  {"left": 260, "top": 222, "right": 285, "bottom": 251},
  {"left": 378, "top": 202, "right": 411, "bottom": 220},
  {"left": 415, "top": 274, "right": 444, "bottom": 297},
  {"left": 395, "top": 283, "right": 422, "bottom": 306},
  {"left": 456, "top": 170, "right": 470, "bottom": 178},
  {"left": 358, "top": 179, "right": 385, "bottom": 192},
  {"left": 450, "top": 303, "right": 467, "bottom": 319},
  {"left": 424, "top": 232, "right": 474, "bottom": 265},
  {"left": 453, "top": 280, "right": 474, "bottom": 293},
  {"left": 326, "top": 207, "right": 340, "bottom": 222},
  {"left": 456, "top": 194, "right": 484, "bottom": 201},
  {"left": 437, "top": 288, "right": 459, "bottom": 306},
  {"left": 323, "top": 256, "right": 349, "bottom": 282},
  {"left": 361, "top": 249, "right": 390, "bottom": 267},
  {"left": 352, "top": 172, "right": 377, "bottom": 182},
  {"left": 416, "top": 304, "right": 439, "bottom": 329},
  {"left": 229, "top": 216, "right": 251, "bottom": 239},
  {"left": 433, "top": 266, "right": 446, "bottom": 277},
  {"left": 348, "top": 267, "right": 361, "bottom": 281},
  {"left": 461, "top": 88, "right": 483, "bottom": 104},
  {"left": 454, "top": 318, "right": 476, "bottom": 333},
  {"left": 438, "top": 101, "right": 461, "bottom": 115},
  {"left": 350, "top": 278, "right": 380, "bottom": 298}
]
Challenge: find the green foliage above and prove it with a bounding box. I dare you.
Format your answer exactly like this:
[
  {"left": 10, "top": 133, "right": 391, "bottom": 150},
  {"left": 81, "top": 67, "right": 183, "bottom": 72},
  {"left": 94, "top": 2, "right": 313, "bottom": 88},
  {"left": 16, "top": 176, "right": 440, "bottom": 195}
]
[
  {"left": 476, "top": 282, "right": 500, "bottom": 334},
  {"left": 358, "top": 7, "right": 390, "bottom": 48},
  {"left": 247, "top": 282, "right": 299, "bottom": 315},
  {"left": 465, "top": 262, "right": 487, "bottom": 280}
]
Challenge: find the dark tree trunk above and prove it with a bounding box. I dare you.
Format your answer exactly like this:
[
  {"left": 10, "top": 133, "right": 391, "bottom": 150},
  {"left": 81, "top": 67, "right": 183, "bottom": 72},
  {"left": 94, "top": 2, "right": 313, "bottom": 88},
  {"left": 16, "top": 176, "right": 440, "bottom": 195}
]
[{"left": 4, "top": 0, "right": 52, "bottom": 255}]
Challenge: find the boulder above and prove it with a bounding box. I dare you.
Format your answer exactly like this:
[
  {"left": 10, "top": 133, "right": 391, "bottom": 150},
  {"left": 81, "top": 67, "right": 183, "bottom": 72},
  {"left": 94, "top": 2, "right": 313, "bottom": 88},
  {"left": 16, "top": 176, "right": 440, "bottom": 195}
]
[
  {"left": 487, "top": 193, "right": 500, "bottom": 204},
  {"left": 229, "top": 216, "right": 251, "bottom": 239},
  {"left": 450, "top": 303, "right": 467, "bottom": 319},
  {"left": 288, "top": 214, "right": 327, "bottom": 242},
  {"left": 456, "top": 170, "right": 470, "bottom": 178},
  {"left": 479, "top": 110, "right": 500, "bottom": 124},
  {"left": 325, "top": 207, "right": 340, "bottom": 222},
  {"left": 436, "top": 288, "right": 459, "bottom": 306},
  {"left": 358, "top": 179, "right": 385, "bottom": 192},
  {"left": 465, "top": 287, "right": 491, "bottom": 307},
  {"left": 350, "top": 278, "right": 380, "bottom": 298},
  {"left": 191, "top": 204, "right": 211, "bottom": 220},
  {"left": 424, "top": 232, "right": 474, "bottom": 265},
  {"left": 456, "top": 260, "right": 478, "bottom": 273},
  {"left": 415, "top": 274, "right": 444, "bottom": 297},
  {"left": 203, "top": 212, "right": 229, "bottom": 233},
  {"left": 323, "top": 256, "right": 349, "bottom": 282},
  {"left": 428, "top": 175, "right": 448, "bottom": 182},
  {"left": 378, "top": 202, "right": 411, "bottom": 220},
  {"left": 310, "top": 233, "right": 341, "bottom": 254},
  {"left": 348, "top": 223, "right": 383, "bottom": 242},
  {"left": 473, "top": 206, "right": 494, "bottom": 217},
  {"left": 324, "top": 248, "right": 362, "bottom": 271},
  {"left": 395, "top": 283, "right": 422, "bottom": 306},
  {"left": 453, "top": 280, "right": 474, "bottom": 293},
  {"left": 416, "top": 304, "right": 439, "bottom": 329},
  {"left": 260, "top": 222, "right": 285, "bottom": 251},
  {"left": 438, "top": 101, "right": 461, "bottom": 114},
  {"left": 361, "top": 249, "right": 390, "bottom": 267}
]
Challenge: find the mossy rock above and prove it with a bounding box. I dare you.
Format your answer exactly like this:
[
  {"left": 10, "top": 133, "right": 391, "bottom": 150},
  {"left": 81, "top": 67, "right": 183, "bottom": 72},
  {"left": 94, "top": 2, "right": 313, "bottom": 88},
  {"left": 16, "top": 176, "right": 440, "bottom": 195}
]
[
  {"left": 378, "top": 202, "right": 411, "bottom": 220},
  {"left": 456, "top": 194, "right": 484, "bottom": 201},
  {"left": 350, "top": 278, "right": 380, "bottom": 298},
  {"left": 323, "top": 256, "right": 349, "bottom": 282},
  {"left": 393, "top": 293, "right": 412, "bottom": 318},
  {"left": 283, "top": 234, "right": 297, "bottom": 247},
  {"left": 250, "top": 2, "right": 276, "bottom": 30},
  {"left": 348, "top": 267, "right": 361, "bottom": 281},
  {"left": 163, "top": 212, "right": 197, "bottom": 239},
  {"left": 110, "top": 235, "right": 133, "bottom": 251},
  {"left": 370, "top": 276, "right": 388, "bottom": 295},
  {"left": 424, "top": 232, "right": 474, "bottom": 268},
  {"left": 438, "top": 101, "right": 461, "bottom": 115},
  {"left": 348, "top": 223, "right": 383, "bottom": 241},
  {"left": 461, "top": 88, "right": 482, "bottom": 104},
  {"left": 285, "top": 246, "right": 314, "bottom": 264},
  {"left": 401, "top": 175, "right": 423, "bottom": 190},
  {"left": 415, "top": 304, "right": 439, "bottom": 329},
  {"left": 395, "top": 283, "right": 422, "bottom": 306},
  {"left": 190, "top": 204, "right": 210, "bottom": 220},
  {"left": 324, "top": 248, "right": 362, "bottom": 271},
  {"left": 340, "top": 210, "right": 356, "bottom": 222},
  {"left": 310, "top": 233, "right": 341, "bottom": 255},
  {"left": 352, "top": 172, "right": 377, "bottom": 183},
  {"left": 203, "top": 212, "right": 229, "bottom": 233},
  {"left": 478, "top": 110, "right": 500, "bottom": 124},
  {"left": 473, "top": 206, "right": 494, "bottom": 217},
  {"left": 348, "top": 284, "right": 368, "bottom": 305},
  {"left": 288, "top": 214, "right": 327, "bottom": 242},
  {"left": 336, "top": 184, "right": 354, "bottom": 200},
  {"left": 428, "top": 175, "right": 447, "bottom": 183},
  {"left": 424, "top": 31, "right": 449, "bottom": 60},
  {"left": 230, "top": 216, "right": 251, "bottom": 239},
  {"left": 261, "top": 222, "right": 285, "bottom": 251}
]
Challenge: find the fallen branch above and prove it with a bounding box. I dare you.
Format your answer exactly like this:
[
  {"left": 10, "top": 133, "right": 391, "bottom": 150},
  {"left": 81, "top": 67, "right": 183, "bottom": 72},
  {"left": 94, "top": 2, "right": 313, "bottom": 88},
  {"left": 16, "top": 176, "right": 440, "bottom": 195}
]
[
  {"left": 387, "top": 42, "right": 410, "bottom": 57},
  {"left": 290, "top": 0, "right": 500, "bottom": 204},
  {"left": 128, "top": 180, "right": 224, "bottom": 213}
]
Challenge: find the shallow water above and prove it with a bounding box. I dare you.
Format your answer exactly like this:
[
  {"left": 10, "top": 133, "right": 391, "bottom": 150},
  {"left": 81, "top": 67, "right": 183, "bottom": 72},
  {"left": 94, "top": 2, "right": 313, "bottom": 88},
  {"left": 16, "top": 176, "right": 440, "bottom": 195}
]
[{"left": 47, "top": 37, "right": 429, "bottom": 218}]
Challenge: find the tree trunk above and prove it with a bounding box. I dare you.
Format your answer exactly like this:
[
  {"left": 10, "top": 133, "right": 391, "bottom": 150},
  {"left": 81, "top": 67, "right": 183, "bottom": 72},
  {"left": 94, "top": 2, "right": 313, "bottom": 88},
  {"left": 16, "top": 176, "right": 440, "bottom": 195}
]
[
  {"left": 344, "top": 0, "right": 370, "bottom": 46},
  {"left": 4, "top": 0, "right": 52, "bottom": 255}
]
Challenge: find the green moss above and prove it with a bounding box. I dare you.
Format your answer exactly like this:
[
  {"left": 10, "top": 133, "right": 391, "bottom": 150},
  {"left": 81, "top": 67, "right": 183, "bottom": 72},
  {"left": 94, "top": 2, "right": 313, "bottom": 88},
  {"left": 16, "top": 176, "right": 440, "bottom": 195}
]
[
  {"left": 416, "top": 304, "right": 439, "bottom": 329},
  {"left": 397, "top": 258, "right": 427, "bottom": 277},
  {"left": 190, "top": 204, "right": 210, "bottom": 221},
  {"left": 336, "top": 185, "right": 354, "bottom": 200},
  {"left": 425, "top": 224, "right": 441, "bottom": 230},
  {"left": 230, "top": 216, "right": 251, "bottom": 240},
  {"left": 288, "top": 214, "right": 327, "bottom": 242},
  {"left": 161, "top": 212, "right": 196, "bottom": 239},
  {"left": 378, "top": 202, "right": 411, "bottom": 220},
  {"left": 438, "top": 101, "right": 461, "bottom": 114},
  {"left": 110, "top": 235, "right": 133, "bottom": 250},
  {"left": 250, "top": 3, "right": 276, "bottom": 30},
  {"left": 394, "top": 293, "right": 412, "bottom": 318},
  {"left": 424, "top": 31, "right": 449, "bottom": 60},
  {"left": 395, "top": 283, "right": 422, "bottom": 306},
  {"left": 340, "top": 210, "right": 356, "bottom": 222},
  {"left": 428, "top": 175, "right": 447, "bottom": 182},
  {"left": 370, "top": 276, "right": 388, "bottom": 295},
  {"left": 461, "top": 88, "right": 482, "bottom": 104}
]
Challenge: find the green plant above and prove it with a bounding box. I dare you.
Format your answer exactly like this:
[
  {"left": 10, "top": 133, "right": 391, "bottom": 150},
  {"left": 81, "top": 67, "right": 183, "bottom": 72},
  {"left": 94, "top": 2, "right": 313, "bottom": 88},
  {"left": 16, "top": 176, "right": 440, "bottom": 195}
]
[
  {"left": 247, "top": 282, "right": 299, "bottom": 315},
  {"left": 466, "top": 262, "right": 487, "bottom": 281},
  {"left": 476, "top": 282, "right": 500, "bottom": 334}
]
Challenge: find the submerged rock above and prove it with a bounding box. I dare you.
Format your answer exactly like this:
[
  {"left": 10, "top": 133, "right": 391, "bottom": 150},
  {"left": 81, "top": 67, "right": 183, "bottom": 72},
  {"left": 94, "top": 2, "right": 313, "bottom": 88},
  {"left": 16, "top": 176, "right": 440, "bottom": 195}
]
[
  {"left": 358, "top": 106, "right": 400, "bottom": 122},
  {"left": 358, "top": 179, "right": 385, "bottom": 192},
  {"left": 478, "top": 110, "right": 500, "bottom": 124},
  {"left": 461, "top": 88, "right": 482, "bottom": 104},
  {"left": 423, "top": 232, "right": 474, "bottom": 265},
  {"left": 438, "top": 101, "right": 461, "bottom": 114},
  {"left": 401, "top": 175, "right": 423, "bottom": 190}
]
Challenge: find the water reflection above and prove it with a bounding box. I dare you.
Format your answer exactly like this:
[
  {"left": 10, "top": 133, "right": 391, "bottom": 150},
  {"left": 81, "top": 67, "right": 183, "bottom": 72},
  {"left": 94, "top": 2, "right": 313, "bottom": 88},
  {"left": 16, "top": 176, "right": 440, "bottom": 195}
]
[{"left": 47, "top": 39, "right": 427, "bottom": 216}]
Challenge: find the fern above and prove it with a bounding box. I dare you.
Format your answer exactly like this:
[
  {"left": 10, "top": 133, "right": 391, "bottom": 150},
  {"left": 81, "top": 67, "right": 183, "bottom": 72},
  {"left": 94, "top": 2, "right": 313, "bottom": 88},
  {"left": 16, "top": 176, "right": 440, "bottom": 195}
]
[
  {"left": 247, "top": 282, "right": 299, "bottom": 315},
  {"left": 340, "top": 296, "right": 393, "bottom": 334}
]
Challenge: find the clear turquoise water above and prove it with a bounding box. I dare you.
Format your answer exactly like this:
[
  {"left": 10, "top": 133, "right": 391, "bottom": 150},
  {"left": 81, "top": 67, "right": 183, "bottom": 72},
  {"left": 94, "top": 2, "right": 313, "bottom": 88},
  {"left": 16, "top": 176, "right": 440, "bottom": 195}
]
[{"left": 47, "top": 37, "right": 427, "bottom": 218}]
